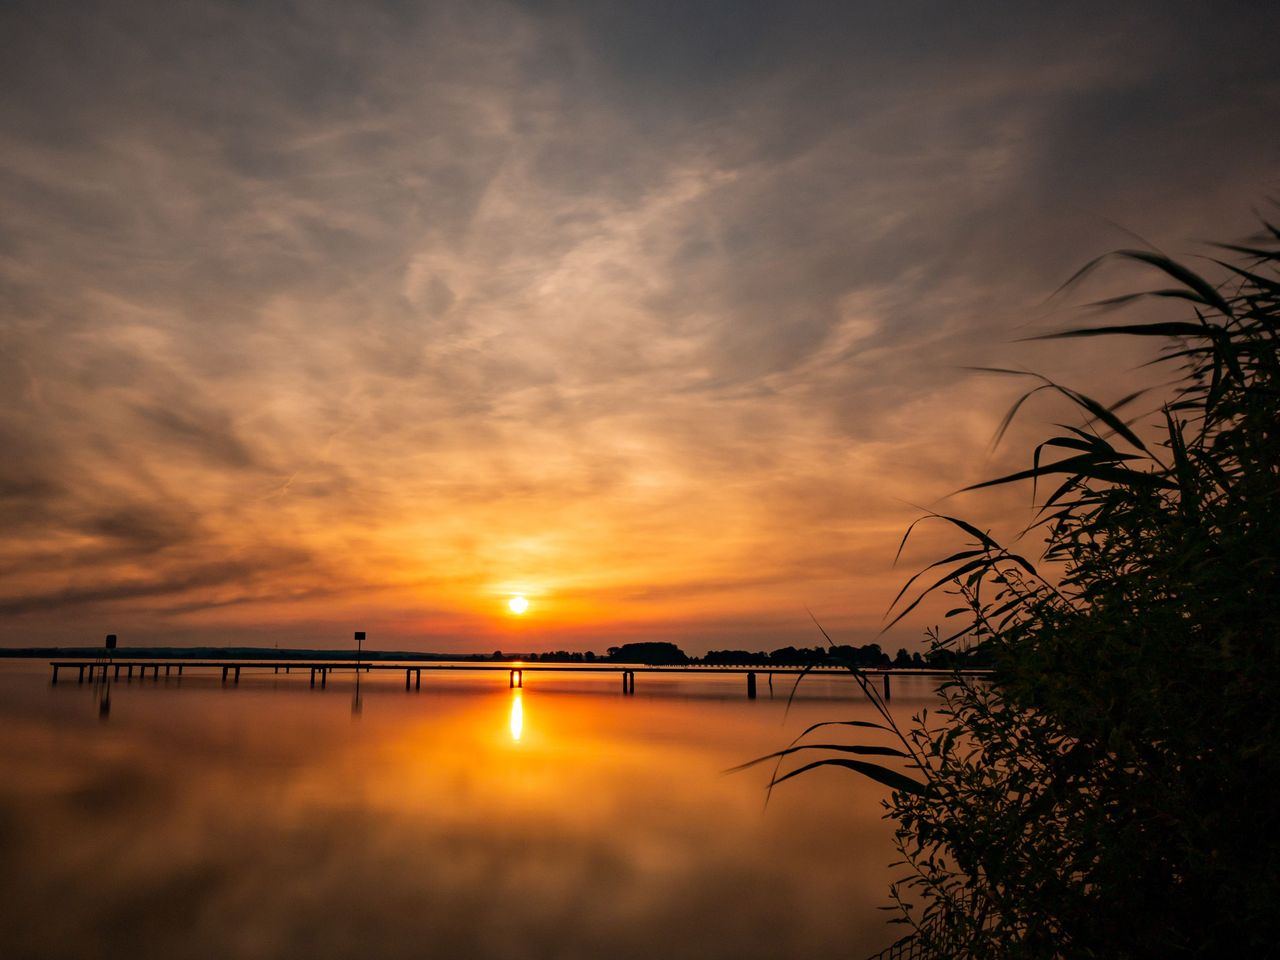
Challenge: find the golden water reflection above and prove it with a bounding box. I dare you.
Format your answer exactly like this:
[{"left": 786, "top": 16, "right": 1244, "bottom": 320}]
[
  {"left": 0, "top": 662, "right": 940, "bottom": 960},
  {"left": 510, "top": 689, "right": 523, "bottom": 741}
]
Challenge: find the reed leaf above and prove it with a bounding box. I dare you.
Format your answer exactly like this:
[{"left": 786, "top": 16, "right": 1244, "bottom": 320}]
[{"left": 771, "top": 758, "right": 927, "bottom": 796}]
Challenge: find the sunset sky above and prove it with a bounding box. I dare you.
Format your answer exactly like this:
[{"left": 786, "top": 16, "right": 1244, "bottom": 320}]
[{"left": 2, "top": 1, "right": 1277, "bottom": 652}]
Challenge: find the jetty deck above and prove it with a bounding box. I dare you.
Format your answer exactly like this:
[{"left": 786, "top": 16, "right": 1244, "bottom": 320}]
[{"left": 49, "top": 658, "right": 985, "bottom": 698}]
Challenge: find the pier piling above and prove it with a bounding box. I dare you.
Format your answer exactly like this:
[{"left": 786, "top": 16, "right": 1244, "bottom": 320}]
[{"left": 747, "top": 671, "right": 757, "bottom": 699}]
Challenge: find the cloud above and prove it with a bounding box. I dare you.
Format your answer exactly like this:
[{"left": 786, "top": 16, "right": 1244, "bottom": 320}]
[{"left": 0, "top": 0, "right": 1277, "bottom": 649}]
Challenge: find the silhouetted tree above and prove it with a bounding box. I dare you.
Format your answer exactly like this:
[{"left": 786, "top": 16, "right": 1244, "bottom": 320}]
[{"left": 607, "top": 642, "right": 688, "bottom": 665}]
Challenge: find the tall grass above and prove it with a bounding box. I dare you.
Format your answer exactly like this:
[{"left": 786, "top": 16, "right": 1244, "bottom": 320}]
[{"left": 768, "top": 223, "right": 1280, "bottom": 958}]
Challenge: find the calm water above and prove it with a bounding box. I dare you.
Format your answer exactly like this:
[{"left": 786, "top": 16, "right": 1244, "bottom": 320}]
[{"left": 0, "top": 660, "right": 936, "bottom": 959}]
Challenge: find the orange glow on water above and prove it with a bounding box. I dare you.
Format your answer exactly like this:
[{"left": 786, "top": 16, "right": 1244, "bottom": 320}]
[
  {"left": 0, "top": 661, "right": 939, "bottom": 957},
  {"left": 509, "top": 691, "right": 524, "bottom": 741}
]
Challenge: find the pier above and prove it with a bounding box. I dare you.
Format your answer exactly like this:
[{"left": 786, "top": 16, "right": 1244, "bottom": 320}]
[{"left": 49, "top": 658, "right": 984, "bottom": 698}]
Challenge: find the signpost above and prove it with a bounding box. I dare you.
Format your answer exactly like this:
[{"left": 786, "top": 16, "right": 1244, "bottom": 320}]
[{"left": 352, "top": 631, "right": 365, "bottom": 716}]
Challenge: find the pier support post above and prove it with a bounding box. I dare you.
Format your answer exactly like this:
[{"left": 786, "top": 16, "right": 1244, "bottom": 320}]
[
  {"left": 883, "top": 674, "right": 891, "bottom": 701},
  {"left": 510, "top": 669, "right": 522, "bottom": 688},
  {"left": 415, "top": 668, "right": 421, "bottom": 690},
  {"left": 321, "top": 668, "right": 327, "bottom": 689},
  {"left": 747, "top": 671, "right": 757, "bottom": 699},
  {"left": 127, "top": 665, "right": 134, "bottom": 679},
  {"left": 406, "top": 668, "right": 411, "bottom": 690},
  {"left": 221, "top": 666, "right": 229, "bottom": 684},
  {"left": 310, "top": 668, "right": 316, "bottom": 688},
  {"left": 234, "top": 666, "right": 241, "bottom": 684},
  {"left": 165, "top": 664, "right": 171, "bottom": 676}
]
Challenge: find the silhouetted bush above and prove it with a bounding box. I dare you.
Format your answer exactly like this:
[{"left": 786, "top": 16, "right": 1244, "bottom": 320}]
[{"left": 770, "top": 227, "right": 1280, "bottom": 958}]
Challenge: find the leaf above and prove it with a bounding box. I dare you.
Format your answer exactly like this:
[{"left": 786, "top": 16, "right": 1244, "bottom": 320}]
[
  {"left": 1115, "top": 249, "right": 1236, "bottom": 317},
  {"left": 1031, "top": 320, "right": 1224, "bottom": 352},
  {"left": 726, "top": 742, "right": 911, "bottom": 775},
  {"left": 771, "top": 758, "right": 928, "bottom": 796},
  {"left": 961, "top": 453, "right": 1174, "bottom": 494},
  {"left": 793, "top": 718, "right": 897, "bottom": 740}
]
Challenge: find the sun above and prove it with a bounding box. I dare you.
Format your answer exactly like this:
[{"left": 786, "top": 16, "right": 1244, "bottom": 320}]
[{"left": 507, "top": 595, "right": 529, "bottom": 615}]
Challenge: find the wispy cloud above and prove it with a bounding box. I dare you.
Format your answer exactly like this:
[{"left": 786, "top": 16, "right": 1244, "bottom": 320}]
[{"left": 1, "top": 0, "right": 1277, "bottom": 648}]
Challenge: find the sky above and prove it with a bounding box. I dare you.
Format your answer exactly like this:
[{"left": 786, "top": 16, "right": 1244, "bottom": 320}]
[{"left": 1, "top": 0, "right": 1277, "bottom": 653}]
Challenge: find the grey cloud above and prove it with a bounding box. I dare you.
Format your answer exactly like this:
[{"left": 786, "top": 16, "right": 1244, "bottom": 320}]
[
  {"left": 0, "top": 0, "right": 1277, "bottom": 646},
  {"left": 77, "top": 505, "right": 198, "bottom": 554},
  {"left": 131, "top": 400, "right": 258, "bottom": 469},
  {"left": 0, "top": 552, "right": 314, "bottom": 617}
]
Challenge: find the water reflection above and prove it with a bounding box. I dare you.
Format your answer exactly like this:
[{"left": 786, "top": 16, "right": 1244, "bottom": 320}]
[
  {"left": 0, "top": 662, "right": 940, "bottom": 959},
  {"left": 510, "top": 690, "right": 523, "bottom": 742}
]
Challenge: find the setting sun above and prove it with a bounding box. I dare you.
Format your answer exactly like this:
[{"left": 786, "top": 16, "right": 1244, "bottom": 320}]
[{"left": 508, "top": 596, "right": 529, "bottom": 615}]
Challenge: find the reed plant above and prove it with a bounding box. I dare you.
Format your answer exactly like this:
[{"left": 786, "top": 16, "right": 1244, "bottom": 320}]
[{"left": 764, "top": 224, "right": 1280, "bottom": 958}]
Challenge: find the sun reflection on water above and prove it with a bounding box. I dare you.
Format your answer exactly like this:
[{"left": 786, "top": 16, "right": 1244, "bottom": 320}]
[
  {"left": 509, "top": 691, "right": 523, "bottom": 742},
  {"left": 0, "top": 662, "right": 927, "bottom": 959}
]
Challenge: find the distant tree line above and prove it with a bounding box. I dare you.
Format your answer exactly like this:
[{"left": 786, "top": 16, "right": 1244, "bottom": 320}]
[
  {"left": 597, "top": 641, "right": 980, "bottom": 668},
  {"left": 490, "top": 649, "right": 598, "bottom": 663},
  {"left": 6, "top": 641, "right": 984, "bottom": 668}
]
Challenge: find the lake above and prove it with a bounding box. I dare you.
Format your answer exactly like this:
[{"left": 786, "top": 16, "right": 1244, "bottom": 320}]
[{"left": 0, "top": 660, "right": 937, "bottom": 959}]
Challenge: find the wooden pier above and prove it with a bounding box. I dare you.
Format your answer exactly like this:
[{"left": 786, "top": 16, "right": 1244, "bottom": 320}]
[{"left": 49, "top": 658, "right": 984, "bottom": 698}]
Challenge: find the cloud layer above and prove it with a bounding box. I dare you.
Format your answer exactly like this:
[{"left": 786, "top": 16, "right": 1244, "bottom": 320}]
[{"left": 2, "top": 0, "right": 1277, "bottom": 650}]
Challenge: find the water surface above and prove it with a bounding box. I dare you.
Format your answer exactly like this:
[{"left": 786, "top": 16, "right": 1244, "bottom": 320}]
[{"left": 0, "top": 661, "right": 936, "bottom": 959}]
